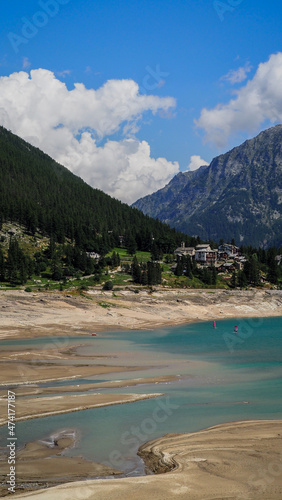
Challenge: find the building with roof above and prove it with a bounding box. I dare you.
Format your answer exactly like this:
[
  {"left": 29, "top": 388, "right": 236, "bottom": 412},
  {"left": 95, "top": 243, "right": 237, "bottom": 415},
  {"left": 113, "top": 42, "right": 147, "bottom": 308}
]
[{"left": 174, "top": 242, "right": 195, "bottom": 257}]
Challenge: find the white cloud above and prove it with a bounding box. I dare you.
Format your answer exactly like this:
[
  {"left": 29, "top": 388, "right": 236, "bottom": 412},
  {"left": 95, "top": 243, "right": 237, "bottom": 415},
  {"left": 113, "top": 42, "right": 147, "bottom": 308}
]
[
  {"left": 58, "top": 136, "right": 179, "bottom": 204},
  {"left": 0, "top": 68, "right": 178, "bottom": 204},
  {"left": 221, "top": 62, "right": 252, "bottom": 84},
  {"left": 187, "top": 155, "right": 209, "bottom": 171},
  {"left": 196, "top": 52, "right": 282, "bottom": 147}
]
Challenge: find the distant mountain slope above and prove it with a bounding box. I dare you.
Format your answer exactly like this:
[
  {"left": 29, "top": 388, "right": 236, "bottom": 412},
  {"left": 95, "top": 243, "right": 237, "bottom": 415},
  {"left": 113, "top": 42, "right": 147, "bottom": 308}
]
[
  {"left": 0, "top": 126, "right": 187, "bottom": 253},
  {"left": 133, "top": 125, "right": 282, "bottom": 248}
]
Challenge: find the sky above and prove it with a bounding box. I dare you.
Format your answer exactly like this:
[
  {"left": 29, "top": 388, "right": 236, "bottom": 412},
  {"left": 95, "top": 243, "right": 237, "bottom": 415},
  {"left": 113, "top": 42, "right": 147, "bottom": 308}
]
[{"left": 1, "top": 0, "right": 282, "bottom": 204}]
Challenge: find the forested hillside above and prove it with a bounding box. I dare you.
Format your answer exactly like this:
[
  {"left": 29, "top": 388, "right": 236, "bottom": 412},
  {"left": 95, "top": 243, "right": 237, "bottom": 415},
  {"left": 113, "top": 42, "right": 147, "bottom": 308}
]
[
  {"left": 0, "top": 126, "right": 191, "bottom": 255},
  {"left": 2, "top": 127, "right": 282, "bottom": 291}
]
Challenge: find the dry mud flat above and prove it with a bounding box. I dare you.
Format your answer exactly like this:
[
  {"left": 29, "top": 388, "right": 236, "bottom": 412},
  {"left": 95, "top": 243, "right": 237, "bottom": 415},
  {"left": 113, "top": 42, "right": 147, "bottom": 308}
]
[
  {"left": 13, "top": 420, "right": 282, "bottom": 500},
  {"left": 1, "top": 288, "right": 282, "bottom": 338},
  {"left": 1, "top": 289, "right": 282, "bottom": 498}
]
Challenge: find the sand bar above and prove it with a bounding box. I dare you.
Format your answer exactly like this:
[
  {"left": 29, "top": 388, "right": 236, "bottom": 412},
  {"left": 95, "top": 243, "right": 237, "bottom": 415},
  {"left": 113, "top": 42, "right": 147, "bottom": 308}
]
[
  {"left": 13, "top": 420, "right": 282, "bottom": 500},
  {"left": 0, "top": 362, "right": 142, "bottom": 386},
  {"left": 0, "top": 375, "right": 180, "bottom": 398},
  {"left": 0, "top": 392, "right": 162, "bottom": 426}
]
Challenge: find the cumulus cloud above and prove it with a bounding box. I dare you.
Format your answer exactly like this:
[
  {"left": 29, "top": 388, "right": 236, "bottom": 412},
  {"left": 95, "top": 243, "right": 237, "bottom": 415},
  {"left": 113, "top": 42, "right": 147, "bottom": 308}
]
[
  {"left": 221, "top": 62, "right": 252, "bottom": 84},
  {"left": 196, "top": 52, "right": 282, "bottom": 147},
  {"left": 57, "top": 136, "right": 179, "bottom": 204},
  {"left": 0, "top": 68, "right": 178, "bottom": 203},
  {"left": 187, "top": 155, "right": 209, "bottom": 171}
]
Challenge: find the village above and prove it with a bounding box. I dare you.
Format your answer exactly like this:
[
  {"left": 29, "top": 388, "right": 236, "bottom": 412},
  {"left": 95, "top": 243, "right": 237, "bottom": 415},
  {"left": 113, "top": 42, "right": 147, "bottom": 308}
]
[{"left": 173, "top": 242, "right": 247, "bottom": 272}]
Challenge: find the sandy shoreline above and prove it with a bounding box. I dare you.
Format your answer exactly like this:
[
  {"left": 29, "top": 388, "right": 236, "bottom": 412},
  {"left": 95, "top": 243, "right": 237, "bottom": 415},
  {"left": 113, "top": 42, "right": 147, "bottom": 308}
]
[
  {"left": 1, "top": 288, "right": 282, "bottom": 338},
  {"left": 1, "top": 288, "right": 282, "bottom": 498},
  {"left": 0, "top": 431, "right": 122, "bottom": 497},
  {"left": 12, "top": 420, "right": 282, "bottom": 500}
]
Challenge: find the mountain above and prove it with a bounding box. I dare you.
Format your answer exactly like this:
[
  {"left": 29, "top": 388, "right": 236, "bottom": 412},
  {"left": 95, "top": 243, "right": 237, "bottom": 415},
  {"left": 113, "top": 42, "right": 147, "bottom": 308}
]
[
  {"left": 0, "top": 126, "right": 187, "bottom": 254},
  {"left": 133, "top": 125, "right": 282, "bottom": 248}
]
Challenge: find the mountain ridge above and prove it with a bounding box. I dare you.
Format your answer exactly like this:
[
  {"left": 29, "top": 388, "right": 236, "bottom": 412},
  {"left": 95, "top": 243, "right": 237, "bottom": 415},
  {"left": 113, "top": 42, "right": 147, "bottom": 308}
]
[{"left": 133, "top": 125, "right": 282, "bottom": 248}]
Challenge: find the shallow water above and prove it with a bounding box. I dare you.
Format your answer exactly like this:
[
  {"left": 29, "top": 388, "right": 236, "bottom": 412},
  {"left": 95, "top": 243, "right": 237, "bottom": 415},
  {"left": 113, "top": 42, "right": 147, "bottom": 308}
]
[{"left": 1, "top": 316, "right": 281, "bottom": 476}]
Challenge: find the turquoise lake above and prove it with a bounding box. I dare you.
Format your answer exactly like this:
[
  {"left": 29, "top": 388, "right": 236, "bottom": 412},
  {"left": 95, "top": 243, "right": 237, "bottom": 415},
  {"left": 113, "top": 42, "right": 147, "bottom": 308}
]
[{"left": 1, "top": 316, "right": 282, "bottom": 477}]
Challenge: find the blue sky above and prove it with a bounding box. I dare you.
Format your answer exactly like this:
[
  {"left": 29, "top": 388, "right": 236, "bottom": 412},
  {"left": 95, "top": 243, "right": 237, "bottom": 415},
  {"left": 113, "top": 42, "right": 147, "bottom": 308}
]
[{"left": 1, "top": 0, "right": 282, "bottom": 203}]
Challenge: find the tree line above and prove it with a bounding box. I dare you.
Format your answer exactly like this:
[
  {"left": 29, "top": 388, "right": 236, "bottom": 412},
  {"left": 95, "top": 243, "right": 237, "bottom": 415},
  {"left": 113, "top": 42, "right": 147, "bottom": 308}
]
[
  {"left": 131, "top": 256, "right": 162, "bottom": 286},
  {"left": 0, "top": 237, "right": 106, "bottom": 286},
  {"left": 1, "top": 235, "right": 282, "bottom": 289}
]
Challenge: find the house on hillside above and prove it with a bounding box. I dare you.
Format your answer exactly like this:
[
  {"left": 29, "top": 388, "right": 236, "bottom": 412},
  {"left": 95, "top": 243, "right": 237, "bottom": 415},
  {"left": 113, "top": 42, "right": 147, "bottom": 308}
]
[
  {"left": 218, "top": 243, "right": 239, "bottom": 257},
  {"left": 217, "top": 262, "right": 236, "bottom": 273},
  {"left": 275, "top": 255, "right": 282, "bottom": 265},
  {"left": 195, "top": 244, "right": 218, "bottom": 264},
  {"left": 86, "top": 252, "right": 100, "bottom": 260},
  {"left": 174, "top": 242, "right": 195, "bottom": 258},
  {"left": 234, "top": 256, "right": 247, "bottom": 270}
]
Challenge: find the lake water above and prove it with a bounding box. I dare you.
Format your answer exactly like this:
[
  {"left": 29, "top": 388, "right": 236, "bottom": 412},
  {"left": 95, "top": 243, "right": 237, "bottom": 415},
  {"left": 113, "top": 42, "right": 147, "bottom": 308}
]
[{"left": 1, "top": 316, "right": 281, "bottom": 476}]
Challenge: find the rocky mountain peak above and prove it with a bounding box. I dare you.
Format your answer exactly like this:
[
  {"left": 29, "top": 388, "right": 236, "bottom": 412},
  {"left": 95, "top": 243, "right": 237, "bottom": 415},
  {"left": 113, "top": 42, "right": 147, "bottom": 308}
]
[{"left": 132, "top": 125, "right": 282, "bottom": 247}]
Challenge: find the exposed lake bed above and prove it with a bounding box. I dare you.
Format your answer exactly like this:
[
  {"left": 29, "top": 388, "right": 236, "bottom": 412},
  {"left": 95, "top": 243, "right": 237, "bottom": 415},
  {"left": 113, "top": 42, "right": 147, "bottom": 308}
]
[{"left": 0, "top": 289, "right": 282, "bottom": 498}]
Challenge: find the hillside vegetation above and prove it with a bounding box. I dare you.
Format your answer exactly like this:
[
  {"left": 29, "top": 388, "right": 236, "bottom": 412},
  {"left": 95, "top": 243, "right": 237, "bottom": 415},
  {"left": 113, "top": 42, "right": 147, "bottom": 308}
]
[
  {"left": 0, "top": 126, "right": 191, "bottom": 255},
  {"left": 0, "top": 126, "right": 195, "bottom": 289}
]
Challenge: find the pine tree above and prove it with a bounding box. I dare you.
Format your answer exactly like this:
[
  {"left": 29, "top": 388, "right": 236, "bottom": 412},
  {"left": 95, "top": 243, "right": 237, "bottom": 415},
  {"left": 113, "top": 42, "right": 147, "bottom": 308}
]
[
  {"left": 140, "top": 263, "right": 148, "bottom": 285},
  {"left": 5, "top": 237, "right": 30, "bottom": 284},
  {"left": 19, "top": 260, "right": 28, "bottom": 285},
  {"left": 126, "top": 235, "right": 137, "bottom": 256},
  {"left": 175, "top": 256, "right": 184, "bottom": 276},
  {"left": 185, "top": 255, "right": 193, "bottom": 278},
  {"left": 244, "top": 256, "right": 260, "bottom": 285},
  {"left": 131, "top": 256, "right": 141, "bottom": 283},
  {"left": 150, "top": 242, "right": 163, "bottom": 261},
  {"left": 237, "top": 270, "right": 248, "bottom": 288},
  {"left": 202, "top": 267, "right": 212, "bottom": 285},
  {"left": 211, "top": 265, "right": 217, "bottom": 285},
  {"left": 230, "top": 270, "right": 237, "bottom": 288},
  {"left": 147, "top": 261, "right": 161, "bottom": 285}
]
